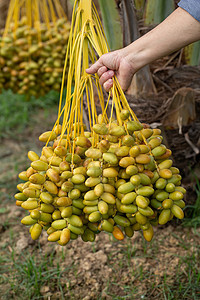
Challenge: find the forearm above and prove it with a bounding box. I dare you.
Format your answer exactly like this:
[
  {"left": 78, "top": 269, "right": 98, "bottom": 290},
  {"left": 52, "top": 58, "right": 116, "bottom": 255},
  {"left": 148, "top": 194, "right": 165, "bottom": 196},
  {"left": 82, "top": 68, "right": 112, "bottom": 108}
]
[
  {"left": 124, "top": 7, "right": 200, "bottom": 72},
  {"left": 86, "top": 6, "right": 200, "bottom": 92}
]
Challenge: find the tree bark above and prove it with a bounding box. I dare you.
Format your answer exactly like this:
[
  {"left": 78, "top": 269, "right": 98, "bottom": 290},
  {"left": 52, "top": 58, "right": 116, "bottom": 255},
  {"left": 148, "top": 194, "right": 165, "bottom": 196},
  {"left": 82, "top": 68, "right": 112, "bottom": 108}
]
[
  {"left": 121, "top": 0, "right": 157, "bottom": 97},
  {"left": 0, "top": 1, "right": 9, "bottom": 29}
]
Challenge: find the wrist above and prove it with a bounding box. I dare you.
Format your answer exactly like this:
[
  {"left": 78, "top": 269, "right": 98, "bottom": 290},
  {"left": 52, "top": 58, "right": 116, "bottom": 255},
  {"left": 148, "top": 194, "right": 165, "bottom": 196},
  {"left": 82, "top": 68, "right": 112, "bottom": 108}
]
[{"left": 121, "top": 42, "right": 150, "bottom": 74}]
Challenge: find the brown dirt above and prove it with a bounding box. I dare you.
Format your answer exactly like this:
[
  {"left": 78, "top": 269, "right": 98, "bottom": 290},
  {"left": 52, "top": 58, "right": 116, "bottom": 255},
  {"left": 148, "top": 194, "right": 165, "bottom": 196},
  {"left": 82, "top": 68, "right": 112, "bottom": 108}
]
[{"left": 0, "top": 198, "right": 200, "bottom": 299}]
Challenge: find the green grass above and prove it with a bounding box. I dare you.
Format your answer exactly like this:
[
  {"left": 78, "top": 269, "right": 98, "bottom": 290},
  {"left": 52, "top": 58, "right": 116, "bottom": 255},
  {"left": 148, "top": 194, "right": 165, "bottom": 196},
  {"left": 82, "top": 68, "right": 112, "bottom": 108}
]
[
  {"left": 0, "top": 227, "right": 200, "bottom": 300},
  {"left": 160, "top": 250, "right": 200, "bottom": 300},
  {"left": 103, "top": 250, "right": 200, "bottom": 300},
  {"left": 183, "top": 174, "right": 200, "bottom": 228},
  {"left": 101, "top": 233, "right": 200, "bottom": 300},
  {"left": 0, "top": 247, "right": 74, "bottom": 300},
  {"left": 0, "top": 89, "right": 59, "bottom": 139}
]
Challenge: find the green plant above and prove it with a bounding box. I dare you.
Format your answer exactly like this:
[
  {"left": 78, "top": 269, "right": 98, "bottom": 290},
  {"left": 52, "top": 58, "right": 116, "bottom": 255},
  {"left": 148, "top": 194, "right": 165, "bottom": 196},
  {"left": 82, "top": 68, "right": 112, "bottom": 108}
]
[
  {"left": 161, "top": 250, "right": 200, "bottom": 299},
  {"left": 0, "top": 89, "right": 59, "bottom": 138},
  {"left": 184, "top": 41, "right": 200, "bottom": 66},
  {"left": 144, "top": 0, "right": 175, "bottom": 25},
  {"left": 98, "top": 0, "right": 123, "bottom": 50},
  {"left": 182, "top": 174, "right": 200, "bottom": 228},
  {"left": 1, "top": 249, "right": 72, "bottom": 300}
]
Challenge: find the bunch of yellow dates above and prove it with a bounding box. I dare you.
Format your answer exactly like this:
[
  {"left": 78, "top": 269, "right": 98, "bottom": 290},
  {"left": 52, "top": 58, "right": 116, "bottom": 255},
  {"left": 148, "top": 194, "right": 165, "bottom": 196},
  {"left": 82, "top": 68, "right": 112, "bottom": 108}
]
[
  {"left": 15, "top": 110, "right": 186, "bottom": 246},
  {"left": 0, "top": 17, "right": 70, "bottom": 97}
]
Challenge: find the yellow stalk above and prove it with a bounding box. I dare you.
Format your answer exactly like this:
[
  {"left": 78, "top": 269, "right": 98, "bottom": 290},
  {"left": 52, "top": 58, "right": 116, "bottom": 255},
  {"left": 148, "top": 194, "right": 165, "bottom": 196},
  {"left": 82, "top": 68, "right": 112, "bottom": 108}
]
[
  {"left": 33, "top": 0, "right": 42, "bottom": 43},
  {"left": 3, "top": 0, "right": 16, "bottom": 40},
  {"left": 54, "top": 0, "right": 67, "bottom": 19},
  {"left": 80, "top": 0, "right": 92, "bottom": 25},
  {"left": 48, "top": 0, "right": 149, "bottom": 162},
  {"left": 26, "top": 0, "right": 32, "bottom": 47},
  {"left": 48, "top": 0, "right": 57, "bottom": 25}
]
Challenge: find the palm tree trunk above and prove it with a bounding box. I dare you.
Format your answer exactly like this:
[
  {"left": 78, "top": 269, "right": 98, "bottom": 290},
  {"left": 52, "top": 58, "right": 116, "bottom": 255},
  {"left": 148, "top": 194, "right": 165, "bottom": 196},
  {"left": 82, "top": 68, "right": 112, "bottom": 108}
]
[
  {"left": 0, "top": 0, "right": 9, "bottom": 29},
  {"left": 121, "top": 0, "right": 157, "bottom": 97}
]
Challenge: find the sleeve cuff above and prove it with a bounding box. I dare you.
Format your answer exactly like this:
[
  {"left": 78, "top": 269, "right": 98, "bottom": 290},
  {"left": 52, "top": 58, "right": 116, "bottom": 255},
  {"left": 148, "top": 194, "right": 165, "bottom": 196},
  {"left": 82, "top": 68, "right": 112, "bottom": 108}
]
[{"left": 178, "top": 0, "right": 200, "bottom": 22}]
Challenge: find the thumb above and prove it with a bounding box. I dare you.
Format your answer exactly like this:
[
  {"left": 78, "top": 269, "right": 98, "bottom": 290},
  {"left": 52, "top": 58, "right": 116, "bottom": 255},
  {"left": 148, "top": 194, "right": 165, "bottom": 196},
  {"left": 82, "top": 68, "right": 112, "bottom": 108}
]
[{"left": 86, "top": 59, "right": 104, "bottom": 74}]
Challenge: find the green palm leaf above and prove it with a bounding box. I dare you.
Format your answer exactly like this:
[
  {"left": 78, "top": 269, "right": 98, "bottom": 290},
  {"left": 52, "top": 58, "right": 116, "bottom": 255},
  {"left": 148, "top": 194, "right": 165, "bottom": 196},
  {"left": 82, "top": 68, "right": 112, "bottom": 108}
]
[
  {"left": 184, "top": 41, "right": 200, "bottom": 66},
  {"left": 144, "top": 0, "right": 175, "bottom": 25},
  {"left": 98, "top": 0, "right": 123, "bottom": 50}
]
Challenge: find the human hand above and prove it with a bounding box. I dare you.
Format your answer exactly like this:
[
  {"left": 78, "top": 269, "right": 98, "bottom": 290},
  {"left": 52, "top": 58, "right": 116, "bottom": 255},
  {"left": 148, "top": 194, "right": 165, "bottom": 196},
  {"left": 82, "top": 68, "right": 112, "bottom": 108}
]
[
  {"left": 86, "top": 7, "right": 200, "bottom": 94},
  {"left": 86, "top": 49, "right": 135, "bottom": 92}
]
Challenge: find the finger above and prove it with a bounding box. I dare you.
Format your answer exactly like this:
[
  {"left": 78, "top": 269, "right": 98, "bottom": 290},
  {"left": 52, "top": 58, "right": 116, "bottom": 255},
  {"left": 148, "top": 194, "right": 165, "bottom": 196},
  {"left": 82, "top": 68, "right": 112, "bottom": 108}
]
[
  {"left": 85, "top": 59, "right": 104, "bottom": 74},
  {"left": 99, "top": 70, "right": 114, "bottom": 86},
  {"left": 97, "top": 66, "right": 108, "bottom": 78},
  {"left": 103, "top": 79, "right": 113, "bottom": 92}
]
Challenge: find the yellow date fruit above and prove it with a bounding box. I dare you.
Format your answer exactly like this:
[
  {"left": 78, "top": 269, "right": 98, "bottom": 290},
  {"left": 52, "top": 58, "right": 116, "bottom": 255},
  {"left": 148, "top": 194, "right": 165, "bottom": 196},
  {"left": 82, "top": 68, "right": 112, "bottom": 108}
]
[
  {"left": 143, "top": 224, "right": 154, "bottom": 242},
  {"left": 31, "top": 223, "right": 42, "bottom": 240}
]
